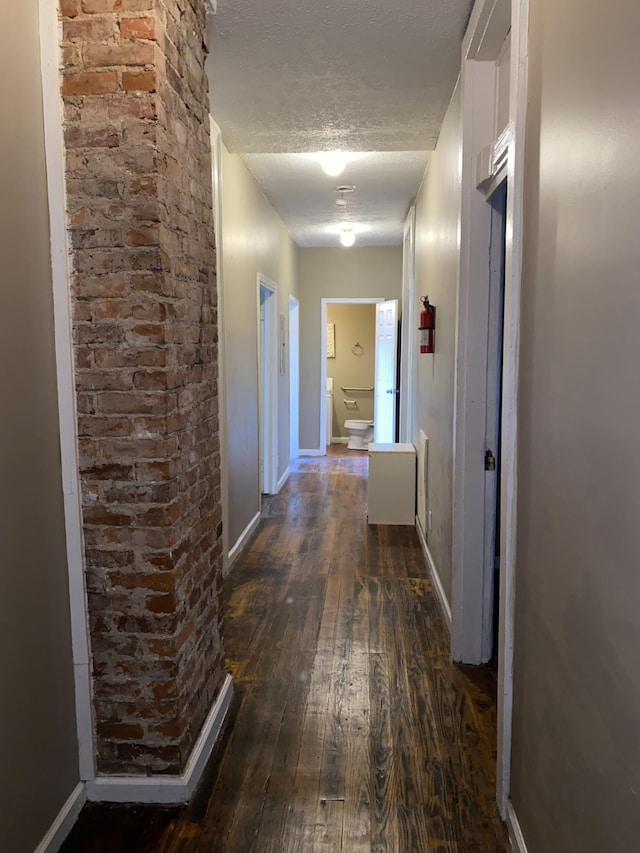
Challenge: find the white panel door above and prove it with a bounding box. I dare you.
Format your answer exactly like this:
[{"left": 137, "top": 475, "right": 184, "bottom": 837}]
[{"left": 374, "top": 299, "right": 398, "bottom": 443}]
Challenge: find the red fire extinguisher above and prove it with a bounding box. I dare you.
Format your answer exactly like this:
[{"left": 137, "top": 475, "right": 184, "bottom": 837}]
[{"left": 419, "top": 296, "right": 436, "bottom": 354}]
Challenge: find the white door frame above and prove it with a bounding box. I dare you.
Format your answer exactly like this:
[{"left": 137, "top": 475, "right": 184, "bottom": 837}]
[
  {"left": 497, "top": 0, "right": 529, "bottom": 818},
  {"left": 209, "top": 118, "right": 229, "bottom": 575},
  {"left": 399, "top": 206, "right": 417, "bottom": 443},
  {"left": 39, "top": 0, "right": 95, "bottom": 782},
  {"left": 452, "top": 0, "right": 529, "bottom": 817},
  {"left": 452, "top": 19, "right": 502, "bottom": 666},
  {"left": 320, "top": 297, "right": 384, "bottom": 452},
  {"left": 289, "top": 295, "right": 300, "bottom": 461},
  {"left": 257, "top": 274, "right": 279, "bottom": 496}
]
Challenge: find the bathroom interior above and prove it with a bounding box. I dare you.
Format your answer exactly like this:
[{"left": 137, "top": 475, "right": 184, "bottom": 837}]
[{"left": 326, "top": 302, "right": 376, "bottom": 449}]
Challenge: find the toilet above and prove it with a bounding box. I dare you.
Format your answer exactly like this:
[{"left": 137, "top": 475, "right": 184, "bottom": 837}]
[{"left": 344, "top": 419, "right": 374, "bottom": 450}]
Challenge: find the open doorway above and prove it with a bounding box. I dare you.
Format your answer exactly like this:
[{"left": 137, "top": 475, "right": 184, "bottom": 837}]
[
  {"left": 320, "top": 297, "right": 400, "bottom": 451},
  {"left": 258, "top": 275, "right": 278, "bottom": 496}
]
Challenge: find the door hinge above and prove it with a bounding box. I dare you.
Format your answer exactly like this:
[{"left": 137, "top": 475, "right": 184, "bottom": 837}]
[{"left": 484, "top": 449, "right": 496, "bottom": 471}]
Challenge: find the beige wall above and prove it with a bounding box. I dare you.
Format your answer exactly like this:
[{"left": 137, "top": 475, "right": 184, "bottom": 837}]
[
  {"left": 511, "top": 2, "right": 640, "bottom": 850},
  {"left": 299, "top": 247, "right": 402, "bottom": 450},
  {"left": 413, "top": 81, "right": 462, "bottom": 604},
  {"left": 219, "top": 143, "right": 299, "bottom": 547},
  {"left": 327, "top": 304, "right": 376, "bottom": 438},
  {"left": 0, "top": 2, "right": 79, "bottom": 849}
]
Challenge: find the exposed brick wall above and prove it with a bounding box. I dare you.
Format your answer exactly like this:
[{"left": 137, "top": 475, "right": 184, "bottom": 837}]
[{"left": 60, "top": 0, "right": 225, "bottom": 775}]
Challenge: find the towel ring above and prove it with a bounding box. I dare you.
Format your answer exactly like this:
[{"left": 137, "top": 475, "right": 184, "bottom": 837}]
[{"left": 351, "top": 342, "right": 363, "bottom": 356}]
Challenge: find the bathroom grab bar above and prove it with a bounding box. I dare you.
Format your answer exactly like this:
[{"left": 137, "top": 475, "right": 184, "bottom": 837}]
[{"left": 340, "top": 385, "right": 374, "bottom": 393}]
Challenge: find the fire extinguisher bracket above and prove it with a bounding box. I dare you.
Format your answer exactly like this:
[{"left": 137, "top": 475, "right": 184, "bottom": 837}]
[{"left": 419, "top": 296, "right": 436, "bottom": 354}]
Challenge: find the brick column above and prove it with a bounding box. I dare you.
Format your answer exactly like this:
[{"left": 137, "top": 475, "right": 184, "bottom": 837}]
[{"left": 60, "top": 0, "right": 225, "bottom": 775}]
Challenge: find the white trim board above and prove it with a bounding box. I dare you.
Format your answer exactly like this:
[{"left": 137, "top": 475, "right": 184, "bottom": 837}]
[
  {"left": 276, "top": 466, "right": 290, "bottom": 493},
  {"left": 452, "top": 40, "right": 500, "bottom": 666},
  {"left": 228, "top": 511, "right": 261, "bottom": 570},
  {"left": 299, "top": 448, "right": 323, "bottom": 457},
  {"left": 86, "top": 674, "right": 233, "bottom": 804},
  {"left": 415, "top": 518, "right": 452, "bottom": 631},
  {"left": 496, "top": 0, "right": 529, "bottom": 816},
  {"left": 38, "top": 0, "right": 95, "bottom": 781},
  {"left": 34, "top": 783, "right": 86, "bottom": 853},
  {"left": 506, "top": 801, "right": 530, "bottom": 853}
]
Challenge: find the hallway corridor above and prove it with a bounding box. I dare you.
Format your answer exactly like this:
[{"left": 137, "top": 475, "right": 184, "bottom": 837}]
[{"left": 64, "top": 448, "right": 508, "bottom": 852}]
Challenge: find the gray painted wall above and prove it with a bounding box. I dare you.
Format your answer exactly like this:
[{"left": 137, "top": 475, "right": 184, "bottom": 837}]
[
  {"left": 0, "top": 2, "right": 80, "bottom": 849},
  {"left": 219, "top": 143, "right": 299, "bottom": 549},
  {"left": 510, "top": 2, "right": 640, "bottom": 850},
  {"left": 412, "top": 82, "right": 462, "bottom": 604},
  {"left": 298, "top": 247, "right": 402, "bottom": 451}
]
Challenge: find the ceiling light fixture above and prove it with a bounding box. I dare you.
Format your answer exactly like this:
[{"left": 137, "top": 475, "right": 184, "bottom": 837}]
[
  {"left": 319, "top": 152, "right": 347, "bottom": 177},
  {"left": 335, "top": 185, "right": 355, "bottom": 207},
  {"left": 325, "top": 222, "right": 370, "bottom": 239},
  {"left": 340, "top": 229, "right": 356, "bottom": 247}
]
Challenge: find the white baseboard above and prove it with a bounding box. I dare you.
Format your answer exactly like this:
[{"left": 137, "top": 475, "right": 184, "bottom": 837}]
[
  {"left": 228, "top": 510, "right": 261, "bottom": 568},
  {"left": 415, "top": 517, "right": 452, "bottom": 631},
  {"left": 276, "top": 467, "right": 290, "bottom": 493},
  {"left": 299, "top": 448, "right": 323, "bottom": 456},
  {"left": 86, "top": 673, "right": 233, "bottom": 804},
  {"left": 506, "top": 800, "right": 529, "bottom": 853},
  {"left": 330, "top": 436, "right": 348, "bottom": 444},
  {"left": 34, "top": 782, "right": 86, "bottom": 853}
]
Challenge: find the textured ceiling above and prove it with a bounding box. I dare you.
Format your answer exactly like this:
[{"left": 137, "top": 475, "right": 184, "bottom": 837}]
[
  {"left": 207, "top": 0, "right": 472, "bottom": 245},
  {"left": 241, "top": 152, "right": 430, "bottom": 247}
]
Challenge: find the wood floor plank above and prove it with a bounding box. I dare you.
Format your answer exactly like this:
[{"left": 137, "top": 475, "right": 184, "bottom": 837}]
[
  {"left": 341, "top": 652, "right": 372, "bottom": 851},
  {"left": 280, "top": 704, "right": 329, "bottom": 849},
  {"left": 248, "top": 582, "right": 325, "bottom": 846},
  {"left": 350, "top": 575, "right": 370, "bottom": 654},
  {"left": 369, "top": 651, "right": 400, "bottom": 853},
  {"left": 313, "top": 798, "right": 344, "bottom": 850},
  {"left": 280, "top": 578, "right": 339, "bottom": 850},
  {"left": 61, "top": 804, "right": 180, "bottom": 852}
]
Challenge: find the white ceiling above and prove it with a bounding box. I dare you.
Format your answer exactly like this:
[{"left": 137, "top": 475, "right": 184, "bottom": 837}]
[
  {"left": 207, "top": 0, "right": 472, "bottom": 246},
  {"left": 240, "top": 152, "right": 430, "bottom": 247}
]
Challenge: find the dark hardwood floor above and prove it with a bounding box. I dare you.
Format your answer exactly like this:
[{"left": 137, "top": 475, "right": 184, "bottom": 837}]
[{"left": 63, "top": 445, "right": 508, "bottom": 852}]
